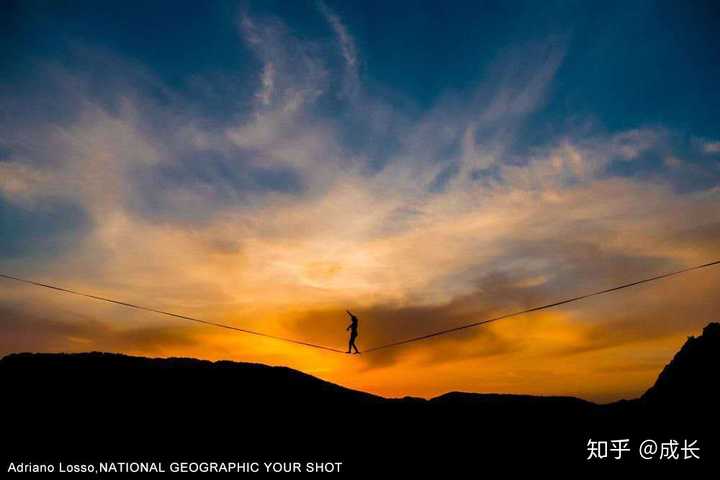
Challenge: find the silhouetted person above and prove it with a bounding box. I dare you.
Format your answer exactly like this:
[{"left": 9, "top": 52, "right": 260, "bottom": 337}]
[{"left": 346, "top": 310, "right": 360, "bottom": 354}]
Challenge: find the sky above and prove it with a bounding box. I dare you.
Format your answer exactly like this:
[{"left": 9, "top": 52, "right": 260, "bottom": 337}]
[{"left": 1, "top": 0, "right": 720, "bottom": 402}]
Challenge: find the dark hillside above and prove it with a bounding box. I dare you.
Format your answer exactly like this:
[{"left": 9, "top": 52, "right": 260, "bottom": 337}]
[{"left": 2, "top": 323, "right": 718, "bottom": 473}]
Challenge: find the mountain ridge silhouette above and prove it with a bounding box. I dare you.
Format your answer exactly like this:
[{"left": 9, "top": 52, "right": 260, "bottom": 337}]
[
  {"left": 1, "top": 322, "right": 717, "bottom": 472},
  {"left": 641, "top": 322, "right": 720, "bottom": 407}
]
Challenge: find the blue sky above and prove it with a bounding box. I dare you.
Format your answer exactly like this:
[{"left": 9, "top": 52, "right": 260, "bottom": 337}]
[
  {"left": 6, "top": 1, "right": 720, "bottom": 131},
  {"left": 1, "top": 0, "right": 720, "bottom": 400}
]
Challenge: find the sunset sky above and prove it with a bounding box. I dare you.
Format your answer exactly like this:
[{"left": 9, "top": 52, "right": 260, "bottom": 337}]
[{"left": 2, "top": 0, "right": 720, "bottom": 403}]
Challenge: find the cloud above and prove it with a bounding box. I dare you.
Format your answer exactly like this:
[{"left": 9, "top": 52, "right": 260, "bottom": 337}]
[
  {"left": 0, "top": 303, "right": 199, "bottom": 356},
  {"left": 0, "top": 162, "right": 55, "bottom": 204},
  {"left": 703, "top": 141, "right": 720, "bottom": 154},
  {"left": 239, "top": 14, "right": 328, "bottom": 110},
  {"left": 317, "top": 1, "right": 360, "bottom": 96},
  {"left": 257, "top": 62, "right": 276, "bottom": 106}
]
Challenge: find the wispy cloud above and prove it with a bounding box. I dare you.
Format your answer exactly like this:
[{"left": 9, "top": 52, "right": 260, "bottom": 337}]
[
  {"left": 257, "top": 62, "right": 275, "bottom": 106},
  {"left": 703, "top": 140, "right": 720, "bottom": 154},
  {"left": 317, "top": 0, "right": 360, "bottom": 96}
]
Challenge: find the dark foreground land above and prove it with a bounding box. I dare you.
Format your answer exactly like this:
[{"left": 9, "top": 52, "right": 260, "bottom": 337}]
[{"left": 2, "top": 323, "right": 718, "bottom": 475}]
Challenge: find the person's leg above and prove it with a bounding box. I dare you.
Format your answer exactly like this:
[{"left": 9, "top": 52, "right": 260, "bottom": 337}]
[
  {"left": 352, "top": 335, "right": 359, "bottom": 353},
  {"left": 347, "top": 337, "right": 352, "bottom": 353}
]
